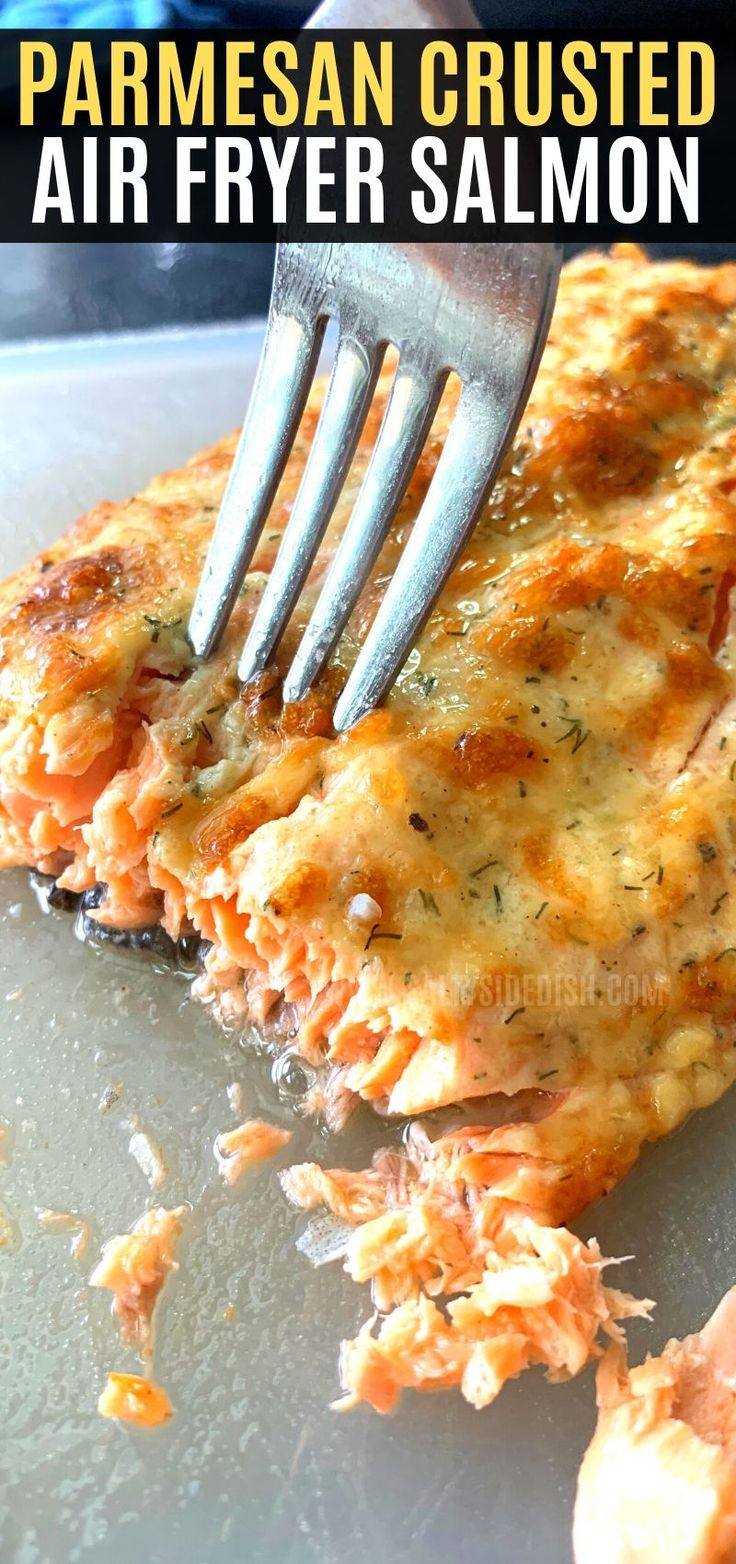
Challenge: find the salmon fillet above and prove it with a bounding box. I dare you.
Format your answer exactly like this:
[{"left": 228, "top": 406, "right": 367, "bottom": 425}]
[
  {"left": 3, "top": 244, "right": 736, "bottom": 1408},
  {"left": 574, "top": 1289, "right": 736, "bottom": 1564}
]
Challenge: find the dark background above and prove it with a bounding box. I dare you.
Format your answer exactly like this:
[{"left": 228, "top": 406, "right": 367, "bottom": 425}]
[
  {"left": 2, "top": 241, "right": 735, "bottom": 344},
  {"left": 84, "top": 0, "right": 736, "bottom": 25},
  {"left": 0, "top": 0, "right": 731, "bottom": 341}
]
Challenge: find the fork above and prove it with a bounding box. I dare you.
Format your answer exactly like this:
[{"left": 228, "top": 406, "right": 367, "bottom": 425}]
[{"left": 188, "top": 10, "right": 562, "bottom": 732}]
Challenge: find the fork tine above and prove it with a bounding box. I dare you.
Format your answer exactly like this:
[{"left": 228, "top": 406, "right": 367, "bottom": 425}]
[
  {"left": 282, "top": 362, "right": 445, "bottom": 706},
  {"left": 237, "top": 334, "right": 383, "bottom": 685},
  {"left": 189, "top": 308, "right": 324, "bottom": 658},
  {"left": 332, "top": 383, "right": 519, "bottom": 732}
]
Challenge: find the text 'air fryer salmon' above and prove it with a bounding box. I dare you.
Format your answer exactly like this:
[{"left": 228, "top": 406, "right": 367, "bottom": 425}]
[{"left": 3, "top": 245, "right": 736, "bottom": 1410}]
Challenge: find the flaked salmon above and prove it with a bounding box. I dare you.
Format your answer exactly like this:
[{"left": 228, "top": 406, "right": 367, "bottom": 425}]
[
  {"left": 215, "top": 1117, "right": 292, "bottom": 1185},
  {"left": 98, "top": 1372, "right": 174, "bottom": 1428},
  {"left": 574, "top": 1288, "right": 736, "bottom": 1564},
  {"left": 89, "top": 1205, "right": 185, "bottom": 1358}
]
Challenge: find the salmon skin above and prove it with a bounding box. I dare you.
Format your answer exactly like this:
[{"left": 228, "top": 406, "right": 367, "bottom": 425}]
[{"left": 3, "top": 244, "right": 736, "bottom": 1410}]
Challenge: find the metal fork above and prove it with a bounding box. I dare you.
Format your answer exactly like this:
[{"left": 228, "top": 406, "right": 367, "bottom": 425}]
[{"left": 188, "top": 14, "right": 561, "bottom": 732}]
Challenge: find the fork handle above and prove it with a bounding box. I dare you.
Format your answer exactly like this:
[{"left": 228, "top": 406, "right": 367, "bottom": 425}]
[{"left": 308, "top": 0, "right": 478, "bottom": 28}]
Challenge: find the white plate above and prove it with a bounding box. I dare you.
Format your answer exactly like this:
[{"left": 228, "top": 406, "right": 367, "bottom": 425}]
[{"left": 0, "top": 324, "right": 730, "bottom": 1564}]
